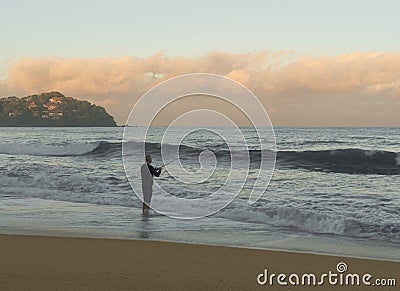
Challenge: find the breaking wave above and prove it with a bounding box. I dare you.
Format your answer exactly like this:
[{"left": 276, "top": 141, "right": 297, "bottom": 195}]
[
  {"left": 0, "top": 142, "right": 100, "bottom": 156},
  {"left": 276, "top": 148, "right": 400, "bottom": 175},
  {"left": 217, "top": 202, "right": 400, "bottom": 242},
  {"left": 0, "top": 141, "right": 398, "bottom": 175},
  {"left": 2, "top": 170, "right": 399, "bottom": 243}
]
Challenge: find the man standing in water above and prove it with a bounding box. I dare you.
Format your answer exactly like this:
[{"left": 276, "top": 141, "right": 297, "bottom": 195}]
[{"left": 141, "top": 154, "right": 162, "bottom": 216}]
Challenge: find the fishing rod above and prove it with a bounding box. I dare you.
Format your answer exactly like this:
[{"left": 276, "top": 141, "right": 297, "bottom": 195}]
[
  {"left": 158, "top": 147, "right": 211, "bottom": 169},
  {"left": 158, "top": 152, "right": 194, "bottom": 169}
]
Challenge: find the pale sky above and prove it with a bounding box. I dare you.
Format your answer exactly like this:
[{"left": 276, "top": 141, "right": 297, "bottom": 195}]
[{"left": 0, "top": 0, "right": 399, "bottom": 126}]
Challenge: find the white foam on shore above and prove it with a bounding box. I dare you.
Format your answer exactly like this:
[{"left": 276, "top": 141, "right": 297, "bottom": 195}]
[
  {"left": 1, "top": 199, "right": 400, "bottom": 262},
  {"left": 2, "top": 171, "right": 399, "bottom": 244}
]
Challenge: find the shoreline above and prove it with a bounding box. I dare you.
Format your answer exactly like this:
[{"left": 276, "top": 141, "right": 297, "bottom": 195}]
[
  {"left": 1, "top": 234, "right": 399, "bottom": 290},
  {"left": 2, "top": 228, "right": 400, "bottom": 263},
  {"left": 2, "top": 216, "right": 400, "bottom": 263}
]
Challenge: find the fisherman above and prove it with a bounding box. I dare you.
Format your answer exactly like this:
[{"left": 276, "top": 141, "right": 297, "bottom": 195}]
[{"left": 140, "top": 154, "right": 162, "bottom": 216}]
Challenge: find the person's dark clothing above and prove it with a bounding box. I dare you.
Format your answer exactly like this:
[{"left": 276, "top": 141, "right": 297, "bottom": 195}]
[{"left": 148, "top": 164, "right": 161, "bottom": 177}]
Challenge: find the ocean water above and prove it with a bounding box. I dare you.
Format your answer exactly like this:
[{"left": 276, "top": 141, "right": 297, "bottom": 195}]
[{"left": 0, "top": 127, "right": 399, "bottom": 261}]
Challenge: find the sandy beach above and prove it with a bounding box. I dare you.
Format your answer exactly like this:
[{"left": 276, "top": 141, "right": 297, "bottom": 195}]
[{"left": 0, "top": 234, "right": 398, "bottom": 290}]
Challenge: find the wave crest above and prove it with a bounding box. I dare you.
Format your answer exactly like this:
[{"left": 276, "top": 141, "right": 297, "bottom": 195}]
[
  {"left": 0, "top": 141, "right": 398, "bottom": 175},
  {"left": 0, "top": 142, "right": 101, "bottom": 156}
]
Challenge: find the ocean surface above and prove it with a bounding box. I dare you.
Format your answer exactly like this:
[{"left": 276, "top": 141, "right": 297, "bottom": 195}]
[{"left": 0, "top": 127, "right": 399, "bottom": 261}]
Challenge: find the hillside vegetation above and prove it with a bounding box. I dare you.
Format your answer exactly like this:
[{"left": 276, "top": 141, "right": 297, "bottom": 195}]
[{"left": 0, "top": 92, "right": 116, "bottom": 127}]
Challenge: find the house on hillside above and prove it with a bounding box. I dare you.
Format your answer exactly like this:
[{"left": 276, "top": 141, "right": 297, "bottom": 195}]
[
  {"left": 48, "top": 112, "right": 63, "bottom": 117},
  {"left": 49, "top": 97, "right": 63, "bottom": 103},
  {"left": 28, "top": 101, "right": 38, "bottom": 109},
  {"left": 43, "top": 103, "right": 58, "bottom": 110},
  {"left": 8, "top": 110, "right": 21, "bottom": 117},
  {"left": 48, "top": 111, "right": 63, "bottom": 119}
]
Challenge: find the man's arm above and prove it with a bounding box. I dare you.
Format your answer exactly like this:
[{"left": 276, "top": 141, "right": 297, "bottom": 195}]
[{"left": 148, "top": 165, "right": 162, "bottom": 177}]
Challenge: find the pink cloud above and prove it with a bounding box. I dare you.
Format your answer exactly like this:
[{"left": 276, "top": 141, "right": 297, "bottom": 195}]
[{"left": 1, "top": 51, "right": 399, "bottom": 126}]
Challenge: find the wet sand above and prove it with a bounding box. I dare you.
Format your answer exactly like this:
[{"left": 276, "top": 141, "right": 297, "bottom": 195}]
[{"left": 0, "top": 234, "right": 398, "bottom": 290}]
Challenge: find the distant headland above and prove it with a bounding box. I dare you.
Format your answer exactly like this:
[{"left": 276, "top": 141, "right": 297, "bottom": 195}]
[{"left": 0, "top": 92, "right": 116, "bottom": 127}]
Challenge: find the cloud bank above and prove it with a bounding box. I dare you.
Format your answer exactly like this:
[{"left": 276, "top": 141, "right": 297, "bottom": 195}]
[{"left": 1, "top": 51, "right": 399, "bottom": 126}]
